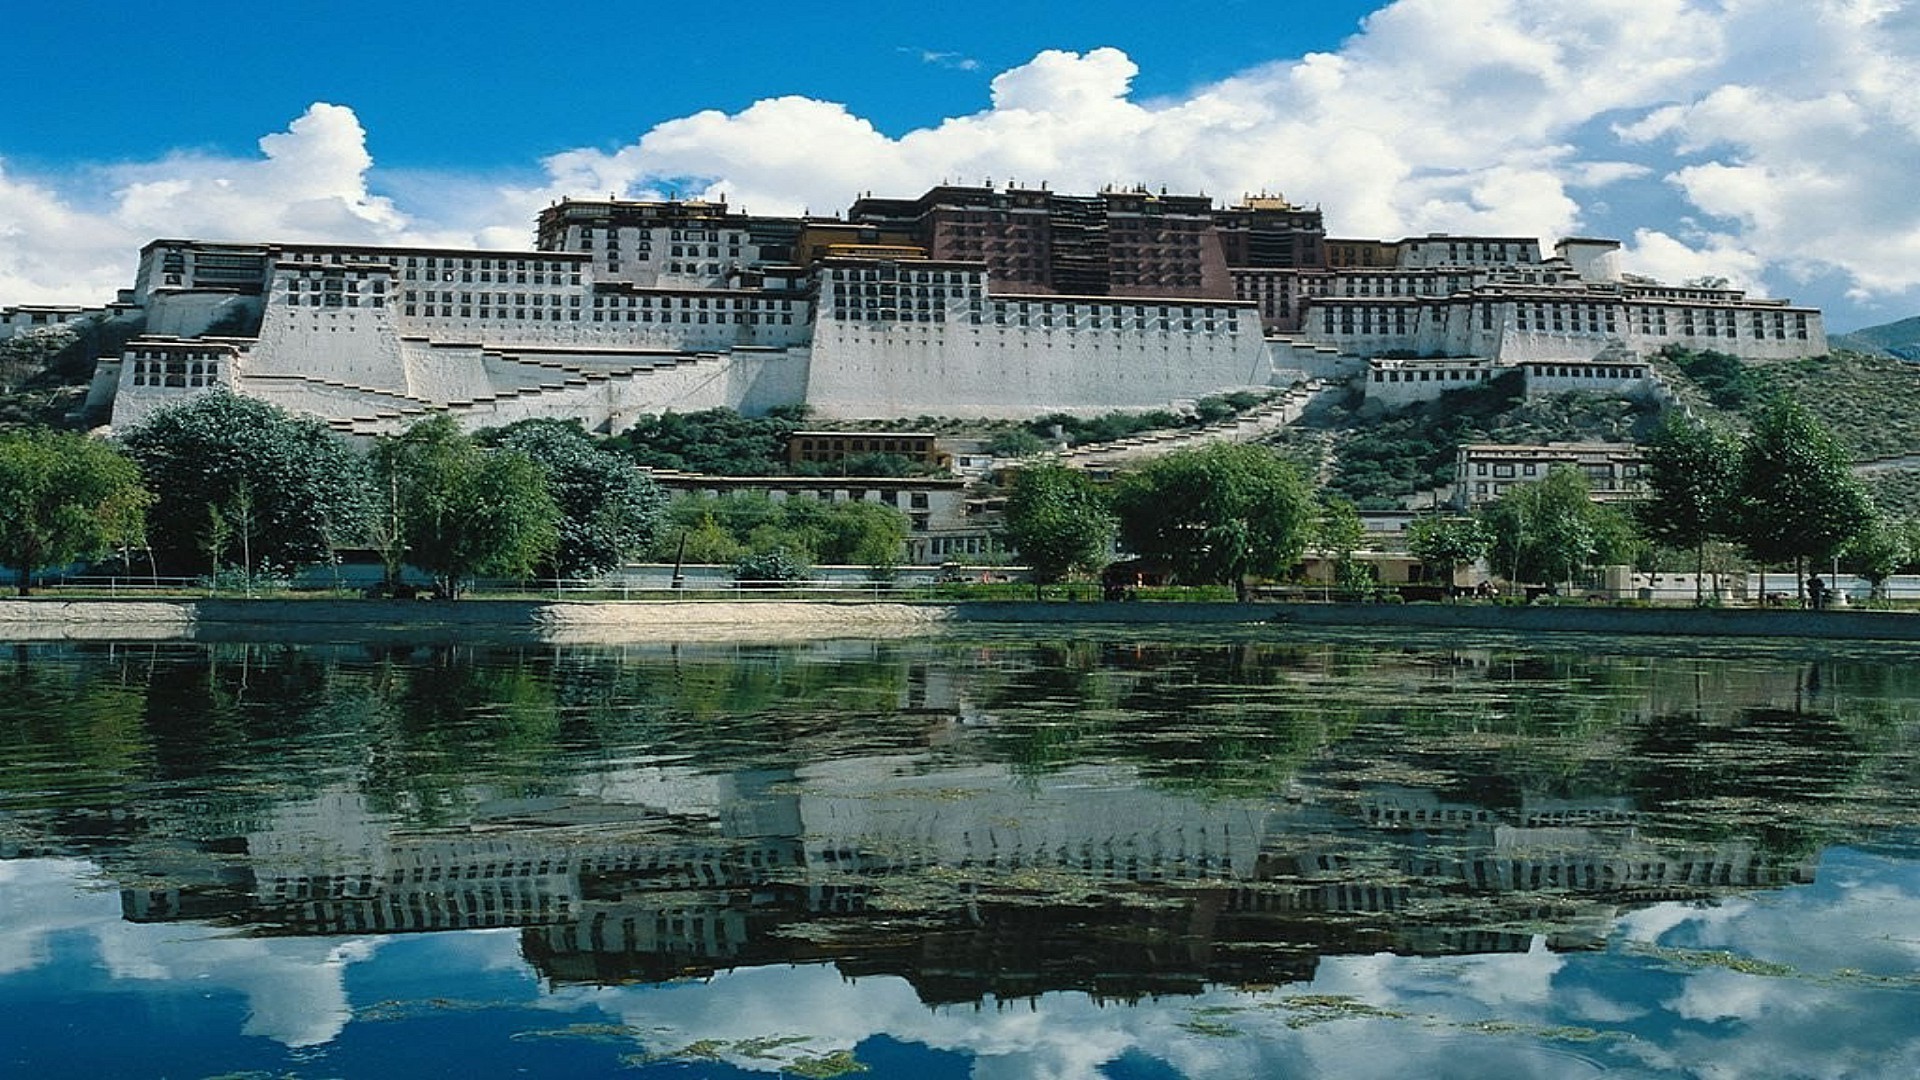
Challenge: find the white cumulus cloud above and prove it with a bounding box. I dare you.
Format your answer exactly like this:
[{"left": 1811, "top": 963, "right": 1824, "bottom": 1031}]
[{"left": 7, "top": 1, "right": 1920, "bottom": 326}]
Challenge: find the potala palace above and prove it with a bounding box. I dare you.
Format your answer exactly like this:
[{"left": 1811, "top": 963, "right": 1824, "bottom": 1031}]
[{"left": 10, "top": 184, "right": 1826, "bottom": 436}]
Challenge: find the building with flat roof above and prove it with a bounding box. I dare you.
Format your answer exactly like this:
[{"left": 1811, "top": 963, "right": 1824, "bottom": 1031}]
[
  {"left": 1452, "top": 442, "right": 1648, "bottom": 508},
  {"left": 14, "top": 183, "right": 1819, "bottom": 438}
]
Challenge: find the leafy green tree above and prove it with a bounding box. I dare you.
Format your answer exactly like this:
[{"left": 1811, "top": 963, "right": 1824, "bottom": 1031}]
[
  {"left": 1732, "top": 396, "right": 1875, "bottom": 598},
  {"left": 1315, "top": 494, "right": 1366, "bottom": 576},
  {"left": 1405, "top": 515, "right": 1490, "bottom": 598},
  {"left": 647, "top": 492, "right": 906, "bottom": 570},
  {"left": 733, "top": 548, "right": 809, "bottom": 586},
  {"left": 1003, "top": 463, "right": 1116, "bottom": 588},
  {"left": 483, "top": 419, "right": 667, "bottom": 579},
  {"left": 0, "top": 429, "right": 150, "bottom": 595},
  {"left": 610, "top": 406, "right": 803, "bottom": 475},
  {"left": 1589, "top": 501, "right": 1649, "bottom": 570},
  {"left": 371, "top": 416, "right": 560, "bottom": 597},
  {"left": 670, "top": 512, "right": 747, "bottom": 564},
  {"left": 1479, "top": 466, "right": 1600, "bottom": 590},
  {"left": 121, "top": 391, "right": 371, "bottom": 576},
  {"left": 1840, "top": 516, "right": 1907, "bottom": 601},
  {"left": 1112, "top": 443, "right": 1314, "bottom": 599},
  {"left": 985, "top": 428, "right": 1049, "bottom": 458},
  {"left": 1312, "top": 494, "right": 1375, "bottom": 597},
  {"left": 1639, "top": 415, "right": 1741, "bottom": 602},
  {"left": 778, "top": 498, "right": 908, "bottom": 568}
]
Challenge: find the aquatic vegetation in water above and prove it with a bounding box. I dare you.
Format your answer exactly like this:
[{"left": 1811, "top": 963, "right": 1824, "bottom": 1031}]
[
  {"left": 784, "top": 1049, "right": 870, "bottom": 1077},
  {"left": 1267, "top": 994, "right": 1407, "bottom": 1028},
  {"left": 623, "top": 1036, "right": 864, "bottom": 1076},
  {"left": 1631, "top": 943, "right": 1798, "bottom": 977}
]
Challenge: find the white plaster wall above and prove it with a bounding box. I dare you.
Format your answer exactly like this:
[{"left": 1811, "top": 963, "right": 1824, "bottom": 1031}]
[
  {"left": 1365, "top": 366, "right": 1500, "bottom": 408},
  {"left": 111, "top": 362, "right": 236, "bottom": 429},
  {"left": 1624, "top": 326, "right": 1826, "bottom": 359},
  {"left": 397, "top": 340, "right": 494, "bottom": 404},
  {"left": 805, "top": 313, "right": 1272, "bottom": 418},
  {"left": 253, "top": 301, "right": 410, "bottom": 391},
  {"left": 1524, "top": 371, "right": 1655, "bottom": 398},
  {"left": 1268, "top": 339, "right": 1364, "bottom": 382},
  {"left": 1491, "top": 328, "right": 1622, "bottom": 363},
  {"left": 237, "top": 375, "right": 427, "bottom": 419}
]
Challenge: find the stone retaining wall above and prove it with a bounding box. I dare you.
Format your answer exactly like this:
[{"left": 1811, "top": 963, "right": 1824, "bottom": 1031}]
[{"left": 0, "top": 598, "right": 1915, "bottom": 643}]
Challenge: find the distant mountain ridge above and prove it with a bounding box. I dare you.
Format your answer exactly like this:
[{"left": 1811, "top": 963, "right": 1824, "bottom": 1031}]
[{"left": 1833, "top": 316, "right": 1920, "bottom": 361}]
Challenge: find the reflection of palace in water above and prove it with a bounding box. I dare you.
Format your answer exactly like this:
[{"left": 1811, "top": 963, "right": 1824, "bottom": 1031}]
[
  {"left": 105, "top": 753, "right": 1816, "bottom": 1005},
  {"left": 5, "top": 637, "right": 1868, "bottom": 1006}
]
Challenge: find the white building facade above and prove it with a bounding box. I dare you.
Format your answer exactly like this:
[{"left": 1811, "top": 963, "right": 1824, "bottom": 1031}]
[{"left": 69, "top": 199, "right": 1826, "bottom": 435}]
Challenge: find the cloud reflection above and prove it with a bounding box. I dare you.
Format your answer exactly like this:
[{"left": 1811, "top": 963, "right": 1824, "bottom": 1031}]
[{"left": 3, "top": 844, "right": 1918, "bottom": 1074}]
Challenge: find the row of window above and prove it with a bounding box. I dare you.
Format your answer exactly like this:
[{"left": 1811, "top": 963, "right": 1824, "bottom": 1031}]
[
  {"left": 293, "top": 294, "right": 386, "bottom": 308},
  {"left": 128, "top": 358, "right": 219, "bottom": 388},
  {"left": 1525, "top": 364, "right": 1648, "bottom": 379},
  {"left": 590, "top": 310, "right": 796, "bottom": 325},
  {"left": 827, "top": 268, "right": 984, "bottom": 286},
  {"left": 596, "top": 295, "right": 798, "bottom": 309},
  {"left": 1472, "top": 461, "right": 1642, "bottom": 478},
  {"left": 403, "top": 306, "right": 577, "bottom": 320},
  {"left": 1372, "top": 367, "right": 1491, "bottom": 383},
  {"left": 288, "top": 277, "right": 386, "bottom": 294},
  {"left": 406, "top": 291, "right": 576, "bottom": 307},
  {"left": 402, "top": 270, "right": 579, "bottom": 286}
]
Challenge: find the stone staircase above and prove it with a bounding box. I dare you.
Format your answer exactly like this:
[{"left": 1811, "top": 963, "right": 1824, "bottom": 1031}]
[
  {"left": 241, "top": 348, "right": 732, "bottom": 438},
  {"left": 1047, "top": 379, "right": 1343, "bottom": 469}
]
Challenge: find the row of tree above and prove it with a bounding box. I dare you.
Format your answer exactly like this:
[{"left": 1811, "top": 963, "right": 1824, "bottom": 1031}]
[
  {"left": 1, "top": 385, "right": 1900, "bottom": 603},
  {"left": 1002, "top": 395, "right": 1903, "bottom": 603},
  {"left": 1404, "top": 398, "right": 1901, "bottom": 601},
  {"left": 0, "top": 394, "right": 675, "bottom": 597},
  {"left": 1003, "top": 442, "right": 1319, "bottom": 600}
]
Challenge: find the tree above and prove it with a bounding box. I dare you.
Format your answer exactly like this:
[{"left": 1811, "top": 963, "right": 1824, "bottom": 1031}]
[
  {"left": 777, "top": 498, "right": 908, "bottom": 569},
  {"left": 1112, "top": 443, "right": 1314, "bottom": 599},
  {"left": 1002, "top": 463, "right": 1116, "bottom": 589},
  {"left": 648, "top": 492, "right": 906, "bottom": 571},
  {"left": 1479, "top": 466, "right": 1601, "bottom": 591},
  {"left": 0, "top": 429, "right": 150, "bottom": 595},
  {"left": 1314, "top": 495, "right": 1367, "bottom": 591},
  {"left": 1405, "top": 515, "right": 1490, "bottom": 598},
  {"left": 733, "top": 548, "right": 809, "bottom": 587},
  {"left": 985, "top": 428, "right": 1049, "bottom": 458},
  {"left": 1840, "top": 516, "right": 1907, "bottom": 601},
  {"left": 609, "top": 407, "right": 803, "bottom": 475},
  {"left": 121, "top": 391, "right": 371, "bottom": 577},
  {"left": 1639, "top": 415, "right": 1741, "bottom": 603},
  {"left": 372, "top": 416, "right": 560, "bottom": 598},
  {"left": 1732, "top": 396, "right": 1875, "bottom": 600},
  {"left": 484, "top": 419, "right": 667, "bottom": 579}
]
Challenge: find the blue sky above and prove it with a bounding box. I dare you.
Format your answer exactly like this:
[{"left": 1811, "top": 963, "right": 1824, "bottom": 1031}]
[{"left": 4, "top": 0, "right": 1919, "bottom": 332}]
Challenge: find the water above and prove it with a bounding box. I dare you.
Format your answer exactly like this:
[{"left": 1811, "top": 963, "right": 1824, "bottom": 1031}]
[{"left": 2, "top": 629, "right": 1917, "bottom": 1078}]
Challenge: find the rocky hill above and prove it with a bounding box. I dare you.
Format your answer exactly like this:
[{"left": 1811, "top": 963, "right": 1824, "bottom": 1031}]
[{"left": 1832, "top": 316, "right": 1920, "bottom": 361}]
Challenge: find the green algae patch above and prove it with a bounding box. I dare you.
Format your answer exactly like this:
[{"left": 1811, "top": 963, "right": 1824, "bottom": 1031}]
[
  {"left": 784, "top": 1049, "right": 870, "bottom": 1077},
  {"left": 512, "top": 1022, "right": 646, "bottom": 1043},
  {"left": 1633, "top": 944, "right": 1797, "bottom": 977},
  {"left": 735, "top": 1035, "right": 815, "bottom": 1059},
  {"left": 1267, "top": 994, "right": 1407, "bottom": 1027},
  {"left": 358, "top": 997, "right": 501, "bottom": 1022},
  {"left": 624, "top": 1036, "right": 862, "bottom": 1075},
  {"left": 1177, "top": 1017, "right": 1243, "bottom": 1038}
]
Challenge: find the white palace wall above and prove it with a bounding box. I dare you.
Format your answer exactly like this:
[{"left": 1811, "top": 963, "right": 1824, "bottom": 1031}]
[
  {"left": 804, "top": 310, "right": 1272, "bottom": 418},
  {"left": 93, "top": 218, "right": 1827, "bottom": 436}
]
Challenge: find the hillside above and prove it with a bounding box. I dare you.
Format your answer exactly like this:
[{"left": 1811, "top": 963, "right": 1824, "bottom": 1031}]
[
  {"left": 1832, "top": 316, "right": 1920, "bottom": 361},
  {"left": 8, "top": 323, "right": 1919, "bottom": 514}
]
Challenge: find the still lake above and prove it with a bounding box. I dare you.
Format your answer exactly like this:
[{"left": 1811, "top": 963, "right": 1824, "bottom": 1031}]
[{"left": 2, "top": 627, "right": 1917, "bottom": 1079}]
